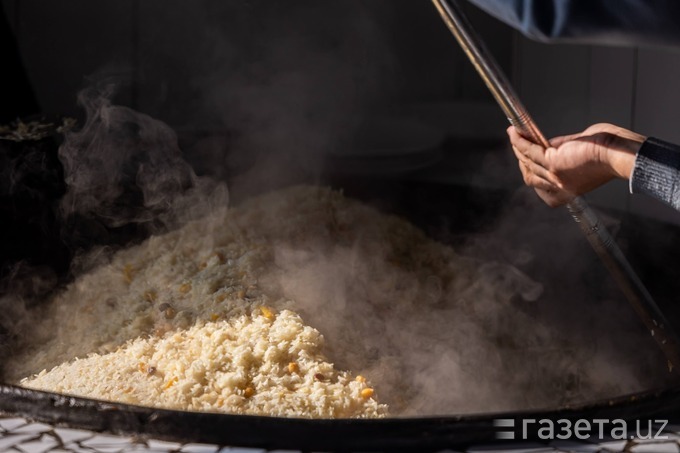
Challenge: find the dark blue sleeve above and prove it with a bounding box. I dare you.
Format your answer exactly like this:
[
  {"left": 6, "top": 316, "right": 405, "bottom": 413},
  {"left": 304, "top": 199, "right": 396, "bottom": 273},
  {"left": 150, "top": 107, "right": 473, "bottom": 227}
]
[
  {"left": 466, "top": 0, "right": 680, "bottom": 46},
  {"left": 631, "top": 138, "right": 680, "bottom": 211}
]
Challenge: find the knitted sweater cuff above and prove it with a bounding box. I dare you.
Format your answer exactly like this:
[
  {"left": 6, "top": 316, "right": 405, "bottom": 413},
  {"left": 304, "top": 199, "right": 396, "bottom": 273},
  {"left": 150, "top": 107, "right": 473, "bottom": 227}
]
[{"left": 630, "top": 137, "right": 680, "bottom": 210}]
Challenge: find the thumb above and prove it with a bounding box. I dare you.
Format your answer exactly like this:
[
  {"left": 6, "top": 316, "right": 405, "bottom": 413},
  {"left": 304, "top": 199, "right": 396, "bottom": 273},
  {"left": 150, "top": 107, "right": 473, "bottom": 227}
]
[{"left": 549, "top": 132, "right": 583, "bottom": 148}]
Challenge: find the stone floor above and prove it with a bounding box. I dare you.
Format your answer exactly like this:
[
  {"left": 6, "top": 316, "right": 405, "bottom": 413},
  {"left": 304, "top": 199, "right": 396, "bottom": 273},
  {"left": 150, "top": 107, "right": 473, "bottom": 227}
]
[{"left": 2, "top": 415, "right": 680, "bottom": 452}]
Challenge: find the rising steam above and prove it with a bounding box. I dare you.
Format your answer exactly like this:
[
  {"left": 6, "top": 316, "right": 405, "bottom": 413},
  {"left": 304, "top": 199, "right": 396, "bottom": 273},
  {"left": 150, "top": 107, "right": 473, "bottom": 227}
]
[
  {"left": 1, "top": 1, "right": 674, "bottom": 417},
  {"left": 60, "top": 80, "right": 227, "bottom": 236}
]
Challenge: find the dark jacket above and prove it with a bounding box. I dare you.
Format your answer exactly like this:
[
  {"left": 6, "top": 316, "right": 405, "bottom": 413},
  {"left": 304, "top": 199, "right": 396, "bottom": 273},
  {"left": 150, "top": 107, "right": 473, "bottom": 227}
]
[
  {"left": 467, "top": 0, "right": 680, "bottom": 47},
  {"left": 632, "top": 139, "right": 680, "bottom": 211}
]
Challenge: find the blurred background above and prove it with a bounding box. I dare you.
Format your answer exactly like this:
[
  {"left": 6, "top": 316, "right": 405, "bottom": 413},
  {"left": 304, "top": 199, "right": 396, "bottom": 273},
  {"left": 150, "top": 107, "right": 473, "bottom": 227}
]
[
  {"left": 2, "top": 0, "right": 680, "bottom": 412},
  {"left": 3, "top": 0, "right": 680, "bottom": 223}
]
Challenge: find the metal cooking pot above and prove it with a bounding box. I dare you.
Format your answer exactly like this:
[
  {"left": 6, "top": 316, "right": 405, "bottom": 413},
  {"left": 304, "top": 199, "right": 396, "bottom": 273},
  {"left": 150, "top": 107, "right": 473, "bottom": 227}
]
[
  {"left": 1, "top": 383, "right": 680, "bottom": 450},
  {"left": 3, "top": 126, "right": 680, "bottom": 451}
]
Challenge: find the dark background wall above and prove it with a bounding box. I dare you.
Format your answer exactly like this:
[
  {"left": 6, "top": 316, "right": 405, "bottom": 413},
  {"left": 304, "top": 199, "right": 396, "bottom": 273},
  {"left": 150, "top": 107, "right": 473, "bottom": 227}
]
[
  {"left": 0, "top": 1, "right": 510, "bottom": 116},
  {"left": 3, "top": 0, "right": 680, "bottom": 224}
]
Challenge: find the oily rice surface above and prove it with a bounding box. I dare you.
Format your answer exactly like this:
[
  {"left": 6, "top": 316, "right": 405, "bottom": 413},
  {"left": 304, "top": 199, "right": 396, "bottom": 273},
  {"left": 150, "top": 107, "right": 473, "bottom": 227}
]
[
  {"left": 24, "top": 310, "right": 380, "bottom": 417},
  {"left": 9, "top": 186, "right": 618, "bottom": 416},
  {"left": 12, "top": 186, "right": 389, "bottom": 418},
  {"left": 8, "top": 185, "right": 409, "bottom": 378}
]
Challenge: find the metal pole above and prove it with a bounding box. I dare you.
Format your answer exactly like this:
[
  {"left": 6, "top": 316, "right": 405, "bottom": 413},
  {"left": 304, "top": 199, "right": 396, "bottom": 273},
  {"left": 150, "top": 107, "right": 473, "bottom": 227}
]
[{"left": 432, "top": 0, "right": 680, "bottom": 372}]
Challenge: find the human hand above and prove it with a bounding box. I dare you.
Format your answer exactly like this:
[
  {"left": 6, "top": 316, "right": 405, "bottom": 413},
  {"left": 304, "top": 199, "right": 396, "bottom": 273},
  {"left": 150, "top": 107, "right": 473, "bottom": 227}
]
[{"left": 507, "top": 123, "right": 646, "bottom": 207}]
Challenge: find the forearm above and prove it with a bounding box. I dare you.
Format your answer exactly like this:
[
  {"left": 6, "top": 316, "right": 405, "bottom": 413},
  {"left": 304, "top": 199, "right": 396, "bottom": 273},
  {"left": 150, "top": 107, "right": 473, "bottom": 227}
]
[
  {"left": 508, "top": 124, "right": 680, "bottom": 210},
  {"left": 630, "top": 138, "right": 680, "bottom": 210}
]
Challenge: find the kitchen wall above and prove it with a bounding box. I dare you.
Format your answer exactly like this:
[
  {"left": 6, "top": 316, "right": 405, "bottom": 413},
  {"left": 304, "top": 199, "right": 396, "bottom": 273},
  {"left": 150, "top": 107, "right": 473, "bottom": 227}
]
[
  {"left": 3, "top": 0, "right": 680, "bottom": 224},
  {"left": 1, "top": 0, "right": 136, "bottom": 114},
  {"left": 0, "top": 0, "right": 505, "bottom": 120}
]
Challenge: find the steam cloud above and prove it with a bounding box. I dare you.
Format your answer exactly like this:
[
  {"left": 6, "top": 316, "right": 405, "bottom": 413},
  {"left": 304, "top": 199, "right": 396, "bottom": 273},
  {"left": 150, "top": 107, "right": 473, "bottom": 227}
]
[
  {"left": 60, "top": 80, "right": 226, "bottom": 236},
  {"left": 261, "top": 187, "right": 670, "bottom": 414},
  {"left": 1, "top": 0, "right": 674, "bottom": 417}
]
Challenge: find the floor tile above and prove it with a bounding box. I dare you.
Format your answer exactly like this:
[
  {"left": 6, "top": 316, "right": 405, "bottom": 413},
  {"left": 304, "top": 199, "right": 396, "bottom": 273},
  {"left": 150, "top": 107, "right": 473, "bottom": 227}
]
[{"left": 0, "top": 417, "right": 29, "bottom": 432}]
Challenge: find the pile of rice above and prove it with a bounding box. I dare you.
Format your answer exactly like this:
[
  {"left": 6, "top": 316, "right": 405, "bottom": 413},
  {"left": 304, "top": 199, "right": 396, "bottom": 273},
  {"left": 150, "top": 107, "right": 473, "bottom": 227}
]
[
  {"left": 9, "top": 186, "right": 395, "bottom": 418},
  {"left": 7, "top": 185, "right": 554, "bottom": 417},
  {"left": 23, "top": 310, "right": 378, "bottom": 417}
]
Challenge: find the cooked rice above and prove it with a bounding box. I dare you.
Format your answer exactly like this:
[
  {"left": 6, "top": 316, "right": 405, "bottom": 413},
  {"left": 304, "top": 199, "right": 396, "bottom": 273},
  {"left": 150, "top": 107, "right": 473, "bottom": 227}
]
[
  {"left": 12, "top": 186, "right": 396, "bottom": 418},
  {"left": 9, "top": 185, "right": 560, "bottom": 417},
  {"left": 24, "top": 309, "right": 383, "bottom": 418}
]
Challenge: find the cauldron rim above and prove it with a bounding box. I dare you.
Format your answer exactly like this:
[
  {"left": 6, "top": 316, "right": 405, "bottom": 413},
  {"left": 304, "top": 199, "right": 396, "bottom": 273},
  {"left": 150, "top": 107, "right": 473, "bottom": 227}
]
[{"left": 1, "top": 382, "right": 679, "bottom": 451}]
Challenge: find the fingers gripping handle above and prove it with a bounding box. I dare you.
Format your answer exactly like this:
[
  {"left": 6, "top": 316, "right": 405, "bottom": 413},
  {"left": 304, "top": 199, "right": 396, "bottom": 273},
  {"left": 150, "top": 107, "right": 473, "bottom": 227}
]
[
  {"left": 513, "top": 112, "right": 551, "bottom": 149},
  {"left": 432, "top": 0, "right": 680, "bottom": 372}
]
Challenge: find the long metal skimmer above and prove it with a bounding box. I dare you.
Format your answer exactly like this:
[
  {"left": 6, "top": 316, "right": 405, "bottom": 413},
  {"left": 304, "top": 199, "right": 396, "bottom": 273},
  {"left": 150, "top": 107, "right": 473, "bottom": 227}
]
[{"left": 432, "top": 0, "right": 680, "bottom": 372}]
